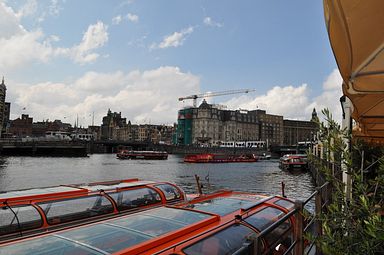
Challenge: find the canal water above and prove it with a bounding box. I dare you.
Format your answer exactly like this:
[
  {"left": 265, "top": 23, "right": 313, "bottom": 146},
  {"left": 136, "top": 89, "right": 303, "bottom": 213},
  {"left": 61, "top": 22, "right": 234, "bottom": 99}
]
[{"left": 0, "top": 154, "right": 315, "bottom": 204}]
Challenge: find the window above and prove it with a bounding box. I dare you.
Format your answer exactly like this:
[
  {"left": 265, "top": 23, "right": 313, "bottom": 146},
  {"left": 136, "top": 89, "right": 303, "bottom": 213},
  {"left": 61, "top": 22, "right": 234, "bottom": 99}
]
[
  {"left": 183, "top": 224, "right": 258, "bottom": 255},
  {"left": 0, "top": 236, "right": 104, "bottom": 255},
  {"left": 274, "top": 199, "right": 295, "bottom": 210},
  {"left": 109, "top": 188, "right": 161, "bottom": 211},
  {"left": 245, "top": 207, "right": 292, "bottom": 247},
  {"left": 0, "top": 205, "right": 42, "bottom": 235},
  {"left": 155, "top": 184, "right": 181, "bottom": 201},
  {"left": 38, "top": 195, "right": 113, "bottom": 225},
  {"left": 184, "top": 197, "right": 254, "bottom": 216}
]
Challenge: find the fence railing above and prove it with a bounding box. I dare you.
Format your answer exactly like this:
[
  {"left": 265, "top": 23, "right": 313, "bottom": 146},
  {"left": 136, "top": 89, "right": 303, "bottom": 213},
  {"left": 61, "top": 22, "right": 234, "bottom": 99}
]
[{"left": 252, "top": 180, "right": 329, "bottom": 255}]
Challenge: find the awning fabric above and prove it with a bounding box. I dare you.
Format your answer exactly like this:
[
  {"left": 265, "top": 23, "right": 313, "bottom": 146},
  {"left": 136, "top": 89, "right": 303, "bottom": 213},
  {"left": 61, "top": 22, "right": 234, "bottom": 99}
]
[{"left": 324, "top": 0, "right": 384, "bottom": 141}]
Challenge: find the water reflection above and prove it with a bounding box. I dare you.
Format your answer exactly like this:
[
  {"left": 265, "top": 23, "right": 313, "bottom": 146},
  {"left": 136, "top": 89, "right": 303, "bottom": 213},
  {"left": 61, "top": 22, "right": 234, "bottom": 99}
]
[{"left": 0, "top": 154, "right": 315, "bottom": 204}]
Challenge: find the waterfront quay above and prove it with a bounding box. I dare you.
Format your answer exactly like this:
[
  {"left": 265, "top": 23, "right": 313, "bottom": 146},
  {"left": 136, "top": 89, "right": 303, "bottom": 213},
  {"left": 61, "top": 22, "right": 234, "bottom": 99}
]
[
  {"left": 0, "top": 140, "right": 88, "bottom": 157},
  {"left": 0, "top": 137, "right": 311, "bottom": 158}
]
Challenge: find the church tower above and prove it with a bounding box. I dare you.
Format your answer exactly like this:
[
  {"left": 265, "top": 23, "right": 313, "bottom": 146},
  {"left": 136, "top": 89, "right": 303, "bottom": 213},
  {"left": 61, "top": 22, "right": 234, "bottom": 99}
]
[
  {"left": 0, "top": 77, "right": 6, "bottom": 137},
  {"left": 311, "top": 108, "right": 319, "bottom": 123}
]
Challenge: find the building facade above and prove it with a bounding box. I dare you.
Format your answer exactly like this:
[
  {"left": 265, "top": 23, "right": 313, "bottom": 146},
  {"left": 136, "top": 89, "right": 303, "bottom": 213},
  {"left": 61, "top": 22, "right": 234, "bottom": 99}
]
[
  {"left": 9, "top": 114, "right": 33, "bottom": 137},
  {"left": 176, "top": 101, "right": 320, "bottom": 147},
  {"left": 283, "top": 109, "right": 319, "bottom": 145},
  {"left": 100, "top": 109, "right": 127, "bottom": 140},
  {"left": 176, "top": 100, "right": 283, "bottom": 147}
]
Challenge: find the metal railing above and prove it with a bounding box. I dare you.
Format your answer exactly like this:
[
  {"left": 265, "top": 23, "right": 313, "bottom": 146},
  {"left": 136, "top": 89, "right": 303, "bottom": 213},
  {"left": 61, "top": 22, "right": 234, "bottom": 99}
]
[{"left": 252, "top": 181, "right": 330, "bottom": 255}]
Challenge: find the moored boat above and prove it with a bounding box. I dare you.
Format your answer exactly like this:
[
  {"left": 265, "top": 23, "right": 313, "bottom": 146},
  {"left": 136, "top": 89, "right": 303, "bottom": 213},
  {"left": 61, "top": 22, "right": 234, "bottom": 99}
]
[
  {"left": 117, "top": 150, "right": 168, "bottom": 160},
  {"left": 279, "top": 154, "right": 308, "bottom": 171},
  {"left": 0, "top": 179, "right": 185, "bottom": 243},
  {"left": 0, "top": 185, "right": 299, "bottom": 255},
  {"left": 184, "top": 153, "right": 258, "bottom": 163}
]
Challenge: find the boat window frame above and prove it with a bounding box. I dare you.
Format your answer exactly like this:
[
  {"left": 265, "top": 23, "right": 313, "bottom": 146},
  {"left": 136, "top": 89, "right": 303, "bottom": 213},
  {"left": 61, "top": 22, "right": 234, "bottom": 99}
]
[
  {"left": 0, "top": 204, "right": 44, "bottom": 236},
  {"left": 243, "top": 205, "right": 293, "bottom": 249},
  {"left": 108, "top": 186, "right": 163, "bottom": 212},
  {"left": 274, "top": 198, "right": 295, "bottom": 211},
  {"left": 154, "top": 183, "right": 183, "bottom": 202},
  {"left": 182, "top": 223, "right": 261, "bottom": 255},
  {"left": 36, "top": 194, "right": 114, "bottom": 225}
]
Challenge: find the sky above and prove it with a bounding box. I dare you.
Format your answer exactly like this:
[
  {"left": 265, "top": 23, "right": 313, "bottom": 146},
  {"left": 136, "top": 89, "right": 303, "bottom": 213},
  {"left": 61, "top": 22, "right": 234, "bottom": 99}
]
[{"left": 0, "top": 0, "right": 342, "bottom": 127}]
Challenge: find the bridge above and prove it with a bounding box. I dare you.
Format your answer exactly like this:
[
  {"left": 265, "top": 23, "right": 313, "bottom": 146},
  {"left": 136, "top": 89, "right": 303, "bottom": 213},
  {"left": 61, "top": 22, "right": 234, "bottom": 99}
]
[{"left": 0, "top": 140, "right": 88, "bottom": 157}]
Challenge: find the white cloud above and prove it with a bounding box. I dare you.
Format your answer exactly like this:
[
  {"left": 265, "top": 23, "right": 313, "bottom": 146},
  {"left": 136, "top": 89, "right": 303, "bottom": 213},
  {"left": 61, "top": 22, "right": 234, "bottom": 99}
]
[
  {"left": 71, "top": 21, "right": 109, "bottom": 64},
  {"left": 112, "top": 15, "right": 122, "bottom": 25},
  {"left": 0, "top": 2, "right": 26, "bottom": 38},
  {"left": 126, "top": 13, "right": 138, "bottom": 23},
  {"left": 48, "top": 0, "right": 62, "bottom": 16},
  {"left": 222, "top": 68, "right": 343, "bottom": 123},
  {"left": 323, "top": 68, "right": 342, "bottom": 90},
  {"left": 151, "top": 26, "right": 194, "bottom": 50},
  {"left": 0, "top": 2, "right": 108, "bottom": 70},
  {"left": 10, "top": 66, "right": 200, "bottom": 125},
  {"left": 112, "top": 13, "right": 138, "bottom": 25},
  {"left": 15, "top": 0, "right": 38, "bottom": 18},
  {"left": 8, "top": 67, "right": 343, "bottom": 127},
  {"left": 203, "top": 17, "right": 223, "bottom": 28}
]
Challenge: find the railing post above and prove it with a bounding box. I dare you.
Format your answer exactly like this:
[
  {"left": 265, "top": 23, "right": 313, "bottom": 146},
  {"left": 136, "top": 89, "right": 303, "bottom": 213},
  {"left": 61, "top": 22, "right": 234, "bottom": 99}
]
[
  {"left": 254, "top": 235, "right": 263, "bottom": 255},
  {"left": 294, "top": 200, "right": 304, "bottom": 255},
  {"left": 315, "top": 189, "right": 323, "bottom": 255}
]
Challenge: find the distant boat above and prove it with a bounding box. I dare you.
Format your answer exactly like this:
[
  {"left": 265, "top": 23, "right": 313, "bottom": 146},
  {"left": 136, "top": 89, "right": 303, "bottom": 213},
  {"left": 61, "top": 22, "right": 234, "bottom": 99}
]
[
  {"left": 279, "top": 154, "right": 307, "bottom": 171},
  {"left": 259, "top": 153, "right": 272, "bottom": 160},
  {"left": 184, "top": 153, "right": 258, "bottom": 163},
  {"left": 117, "top": 150, "right": 168, "bottom": 160}
]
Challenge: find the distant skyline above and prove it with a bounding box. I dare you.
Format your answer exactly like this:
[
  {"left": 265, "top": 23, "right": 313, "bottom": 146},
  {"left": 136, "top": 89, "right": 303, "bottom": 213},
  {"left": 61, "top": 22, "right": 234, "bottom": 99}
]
[{"left": 0, "top": 0, "right": 341, "bottom": 126}]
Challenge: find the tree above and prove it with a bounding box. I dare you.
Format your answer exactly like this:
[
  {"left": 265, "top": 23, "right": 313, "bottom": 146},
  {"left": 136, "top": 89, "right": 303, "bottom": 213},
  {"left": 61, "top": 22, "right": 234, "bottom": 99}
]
[{"left": 312, "top": 109, "right": 384, "bottom": 255}]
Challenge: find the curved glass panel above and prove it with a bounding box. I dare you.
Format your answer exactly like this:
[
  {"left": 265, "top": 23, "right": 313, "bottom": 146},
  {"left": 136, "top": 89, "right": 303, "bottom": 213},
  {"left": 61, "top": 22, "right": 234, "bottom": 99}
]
[
  {"left": 183, "top": 224, "right": 258, "bottom": 255},
  {"left": 0, "top": 205, "right": 42, "bottom": 236},
  {"left": 57, "top": 207, "right": 210, "bottom": 253},
  {"left": 0, "top": 236, "right": 103, "bottom": 255},
  {"left": 59, "top": 224, "right": 151, "bottom": 254},
  {"left": 185, "top": 197, "right": 254, "bottom": 216},
  {"left": 155, "top": 184, "right": 181, "bottom": 201},
  {"left": 246, "top": 207, "right": 292, "bottom": 247},
  {"left": 37, "top": 195, "right": 113, "bottom": 225},
  {"left": 274, "top": 199, "right": 295, "bottom": 210},
  {"left": 109, "top": 188, "right": 161, "bottom": 211}
]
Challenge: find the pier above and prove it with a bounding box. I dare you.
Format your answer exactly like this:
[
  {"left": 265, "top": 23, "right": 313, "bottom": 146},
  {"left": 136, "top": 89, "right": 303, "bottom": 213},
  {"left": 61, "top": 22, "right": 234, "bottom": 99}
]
[{"left": 0, "top": 140, "right": 88, "bottom": 157}]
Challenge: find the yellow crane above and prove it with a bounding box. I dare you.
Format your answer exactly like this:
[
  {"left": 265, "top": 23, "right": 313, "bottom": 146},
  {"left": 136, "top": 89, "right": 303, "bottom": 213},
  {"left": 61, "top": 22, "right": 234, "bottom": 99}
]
[{"left": 178, "top": 89, "right": 256, "bottom": 107}]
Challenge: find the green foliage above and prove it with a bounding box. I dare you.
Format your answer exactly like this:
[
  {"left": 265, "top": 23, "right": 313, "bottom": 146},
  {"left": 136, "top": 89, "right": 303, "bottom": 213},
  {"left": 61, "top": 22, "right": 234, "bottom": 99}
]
[{"left": 312, "top": 109, "right": 384, "bottom": 255}]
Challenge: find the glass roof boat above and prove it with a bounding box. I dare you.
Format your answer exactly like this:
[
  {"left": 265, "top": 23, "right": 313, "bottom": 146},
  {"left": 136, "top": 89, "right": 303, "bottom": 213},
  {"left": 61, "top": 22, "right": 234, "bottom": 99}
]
[
  {"left": 0, "top": 179, "right": 185, "bottom": 243},
  {"left": 0, "top": 181, "right": 298, "bottom": 255}
]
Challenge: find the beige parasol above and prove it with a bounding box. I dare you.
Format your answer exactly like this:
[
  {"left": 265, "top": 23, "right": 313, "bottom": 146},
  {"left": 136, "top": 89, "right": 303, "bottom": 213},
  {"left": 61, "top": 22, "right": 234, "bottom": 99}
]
[{"left": 324, "top": 0, "right": 384, "bottom": 142}]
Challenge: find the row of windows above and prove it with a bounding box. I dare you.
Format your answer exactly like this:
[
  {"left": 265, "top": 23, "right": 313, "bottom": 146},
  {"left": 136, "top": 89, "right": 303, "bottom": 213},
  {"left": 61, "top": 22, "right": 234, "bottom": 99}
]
[{"left": 0, "top": 184, "right": 181, "bottom": 237}]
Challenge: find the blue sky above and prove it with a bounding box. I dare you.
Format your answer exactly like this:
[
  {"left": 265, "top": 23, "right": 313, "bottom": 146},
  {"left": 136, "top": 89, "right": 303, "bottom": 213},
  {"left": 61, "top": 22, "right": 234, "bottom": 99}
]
[{"left": 0, "top": 0, "right": 342, "bottom": 126}]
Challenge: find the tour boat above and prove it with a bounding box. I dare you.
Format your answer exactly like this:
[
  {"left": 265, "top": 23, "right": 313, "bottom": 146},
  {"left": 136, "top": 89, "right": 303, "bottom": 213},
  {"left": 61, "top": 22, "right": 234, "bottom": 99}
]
[
  {"left": 184, "top": 153, "right": 258, "bottom": 163},
  {"left": 0, "top": 183, "right": 298, "bottom": 255},
  {"left": 0, "top": 179, "right": 185, "bottom": 243},
  {"left": 279, "top": 154, "right": 308, "bottom": 171},
  {"left": 117, "top": 150, "right": 168, "bottom": 160}
]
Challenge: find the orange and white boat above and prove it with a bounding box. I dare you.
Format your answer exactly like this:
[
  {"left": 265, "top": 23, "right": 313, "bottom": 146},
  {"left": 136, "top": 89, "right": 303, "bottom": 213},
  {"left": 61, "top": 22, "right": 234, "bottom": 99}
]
[
  {"left": 279, "top": 154, "right": 308, "bottom": 171},
  {"left": 0, "top": 179, "right": 300, "bottom": 255},
  {"left": 117, "top": 150, "right": 168, "bottom": 160},
  {"left": 184, "top": 153, "right": 258, "bottom": 163}
]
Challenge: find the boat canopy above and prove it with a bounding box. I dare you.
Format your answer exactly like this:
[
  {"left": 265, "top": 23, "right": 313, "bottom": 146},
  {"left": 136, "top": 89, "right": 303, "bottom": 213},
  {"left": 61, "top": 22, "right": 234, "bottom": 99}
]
[
  {"left": 324, "top": 0, "right": 384, "bottom": 141},
  {"left": 0, "top": 180, "right": 185, "bottom": 241},
  {"left": 0, "top": 191, "right": 297, "bottom": 255}
]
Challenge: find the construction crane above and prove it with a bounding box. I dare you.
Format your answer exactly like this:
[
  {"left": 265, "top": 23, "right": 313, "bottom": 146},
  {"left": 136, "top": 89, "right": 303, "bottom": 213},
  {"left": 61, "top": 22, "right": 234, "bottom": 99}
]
[{"left": 178, "top": 89, "right": 256, "bottom": 107}]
